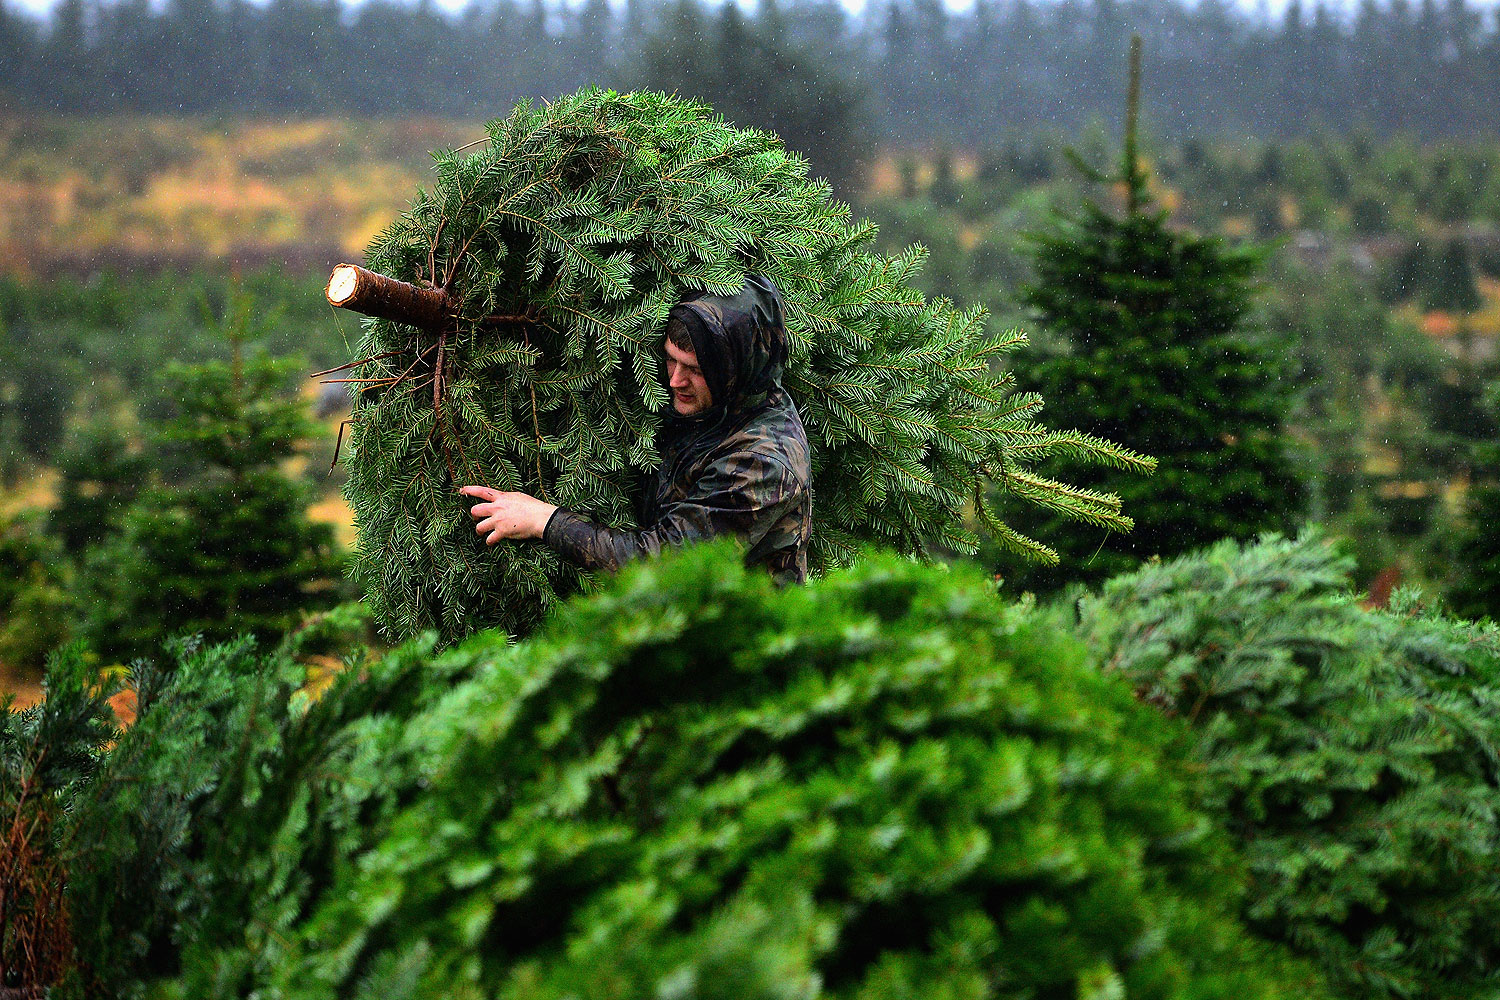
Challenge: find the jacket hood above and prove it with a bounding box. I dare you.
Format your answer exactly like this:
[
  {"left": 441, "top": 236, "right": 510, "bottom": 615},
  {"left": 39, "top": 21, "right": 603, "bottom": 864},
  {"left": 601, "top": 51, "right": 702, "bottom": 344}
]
[{"left": 670, "top": 274, "right": 788, "bottom": 416}]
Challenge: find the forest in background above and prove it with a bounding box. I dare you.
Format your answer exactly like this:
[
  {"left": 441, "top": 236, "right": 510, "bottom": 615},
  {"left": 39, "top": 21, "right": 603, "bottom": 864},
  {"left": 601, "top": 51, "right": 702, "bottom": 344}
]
[{"left": 6, "top": 0, "right": 1500, "bottom": 146}]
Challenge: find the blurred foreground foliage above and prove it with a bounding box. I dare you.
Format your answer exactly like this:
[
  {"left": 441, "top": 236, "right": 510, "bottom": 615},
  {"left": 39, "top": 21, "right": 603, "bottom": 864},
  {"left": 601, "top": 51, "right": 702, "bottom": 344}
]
[
  {"left": 14, "top": 534, "right": 1500, "bottom": 998},
  {"left": 43, "top": 544, "right": 1333, "bottom": 1000},
  {"left": 0, "top": 644, "right": 119, "bottom": 991},
  {"left": 1078, "top": 532, "right": 1500, "bottom": 998}
]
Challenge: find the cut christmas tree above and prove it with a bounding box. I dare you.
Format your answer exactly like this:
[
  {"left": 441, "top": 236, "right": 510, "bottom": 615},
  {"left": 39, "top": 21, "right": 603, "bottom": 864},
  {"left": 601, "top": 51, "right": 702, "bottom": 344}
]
[{"left": 333, "top": 88, "right": 1152, "bottom": 644}]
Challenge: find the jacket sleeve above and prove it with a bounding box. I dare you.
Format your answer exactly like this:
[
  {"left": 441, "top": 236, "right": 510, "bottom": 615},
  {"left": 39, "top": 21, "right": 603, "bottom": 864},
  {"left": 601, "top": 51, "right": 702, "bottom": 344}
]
[{"left": 542, "top": 451, "right": 803, "bottom": 573}]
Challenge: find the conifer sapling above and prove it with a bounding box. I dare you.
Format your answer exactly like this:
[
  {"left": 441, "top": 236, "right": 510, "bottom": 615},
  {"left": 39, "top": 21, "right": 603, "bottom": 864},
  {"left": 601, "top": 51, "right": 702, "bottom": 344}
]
[{"left": 1002, "top": 39, "right": 1304, "bottom": 593}]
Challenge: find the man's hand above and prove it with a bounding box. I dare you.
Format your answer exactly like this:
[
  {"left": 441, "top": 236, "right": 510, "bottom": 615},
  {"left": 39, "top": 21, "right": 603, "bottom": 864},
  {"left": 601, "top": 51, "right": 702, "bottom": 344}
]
[{"left": 459, "top": 486, "right": 558, "bottom": 544}]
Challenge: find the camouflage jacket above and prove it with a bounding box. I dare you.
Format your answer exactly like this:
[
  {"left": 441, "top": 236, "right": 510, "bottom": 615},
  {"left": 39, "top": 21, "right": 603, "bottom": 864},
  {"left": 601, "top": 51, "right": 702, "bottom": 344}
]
[{"left": 543, "top": 277, "right": 813, "bottom": 583}]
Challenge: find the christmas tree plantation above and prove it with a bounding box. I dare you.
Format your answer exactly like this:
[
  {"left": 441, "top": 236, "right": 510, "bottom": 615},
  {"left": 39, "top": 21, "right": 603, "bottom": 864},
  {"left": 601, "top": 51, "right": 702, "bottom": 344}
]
[
  {"left": 81, "top": 348, "right": 341, "bottom": 663},
  {"left": 340, "top": 88, "right": 1150, "bottom": 643},
  {"left": 70, "top": 544, "right": 1325, "bottom": 1000},
  {"left": 1077, "top": 533, "right": 1500, "bottom": 998},
  {"left": 998, "top": 40, "right": 1304, "bottom": 593},
  {"left": 1449, "top": 381, "right": 1500, "bottom": 620}
]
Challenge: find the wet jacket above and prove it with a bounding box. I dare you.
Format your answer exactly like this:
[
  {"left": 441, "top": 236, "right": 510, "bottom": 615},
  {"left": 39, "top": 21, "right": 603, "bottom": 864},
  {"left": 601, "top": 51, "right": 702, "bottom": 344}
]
[{"left": 543, "top": 276, "right": 813, "bottom": 583}]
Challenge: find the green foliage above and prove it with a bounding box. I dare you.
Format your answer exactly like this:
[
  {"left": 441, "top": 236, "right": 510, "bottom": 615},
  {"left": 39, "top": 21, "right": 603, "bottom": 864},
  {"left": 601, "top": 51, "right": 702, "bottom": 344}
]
[
  {"left": 0, "top": 270, "right": 345, "bottom": 403},
  {"left": 62, "top": 634, "right": 307, "bottom": 996},
  {"left": 126, "top": 544, "right": 1325, "bottom": 1000},
  {"left": 1, "top": 644, "right": 119, "bottom": 992},
  {"left": 1449, "top": 382, "right": 1500, "bottom": 620},
  {"left": 1397, "top": 237, "right": 1486, "bottom": 314},
  {"left": 1381, "top": 242, "right": 1429, "bottom": 304},
  {"left": 345, "top": 88, "right": 1151, "bottom": 645},
  {"left": 81, "top": 472, "right": 338, "bottom": 663},
  {"left": 1424, "top": 237, "right": 1483, "bottom": 314},
  {"left": 53, "top": 603, "right": 373, "bottom": 997},
  {"left": 0, "top": 512, "right": 73, "bottom": 675},
  {"left": 1265, "top": 259, "right": 1491, "bottom": 593},
  {"left": 61, "top": 604, "right": 477, "bottom": 998},
  {"left": 1075, "top": 532, "right": 1500, "bottom": 998},
  {"left": 857, "top": 192, "right": 1038, "bottom": 324},
  {"left": 1, "top": 644, "right": 119, "bottom": 816},
  {"left": 49, "top": 414, "right": 150, "bottom": 556},
  {"left": 0, "top": 307, "right": 70, "bottom": 485},
  {"left": 152, "top": 355, "right": 310, "bottom": 474},
  {"left": 79, "top": 314, "right": 341, "bottom": 663},
  {"left": 1004, "top": 122, "right": 1305, "bottom": 593}
]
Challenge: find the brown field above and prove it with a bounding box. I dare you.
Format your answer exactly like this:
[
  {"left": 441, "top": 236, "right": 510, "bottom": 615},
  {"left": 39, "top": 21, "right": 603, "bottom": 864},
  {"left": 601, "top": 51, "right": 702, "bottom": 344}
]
[
  {"left": 1, "top": 117, "right": 485, "bottom": 276},
  {"left": 1, "top": 668, "right": 42, "bottom": 709}
]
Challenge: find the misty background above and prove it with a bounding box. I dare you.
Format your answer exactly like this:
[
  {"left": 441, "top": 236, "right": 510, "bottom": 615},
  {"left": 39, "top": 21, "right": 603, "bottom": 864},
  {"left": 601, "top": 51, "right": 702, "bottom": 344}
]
[
  {"left": 5, "top": 0, "right": 1500, "bottom": 139},
  {"left": 1, "top": 0, "right": 1498, "bottom": 694}
]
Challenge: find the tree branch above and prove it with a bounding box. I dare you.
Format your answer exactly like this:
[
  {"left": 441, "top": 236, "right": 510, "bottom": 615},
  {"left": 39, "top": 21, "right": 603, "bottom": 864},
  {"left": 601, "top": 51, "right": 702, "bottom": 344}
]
[{"left": 325, "top": 264, "right": 455, "bottom": 330}]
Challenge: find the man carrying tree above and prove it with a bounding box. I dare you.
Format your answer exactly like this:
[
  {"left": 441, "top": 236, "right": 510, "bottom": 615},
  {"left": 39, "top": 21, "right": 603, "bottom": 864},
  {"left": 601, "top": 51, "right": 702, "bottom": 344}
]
[{"left": 460, "top": 275, "right": 812, "bottom": 583}]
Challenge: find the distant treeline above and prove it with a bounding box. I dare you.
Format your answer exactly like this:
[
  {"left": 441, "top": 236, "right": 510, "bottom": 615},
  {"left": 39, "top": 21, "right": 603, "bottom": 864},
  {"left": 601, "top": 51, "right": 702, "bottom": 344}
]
[{"left": 4, "top": 0, "right": 1500, "bottom": 144}]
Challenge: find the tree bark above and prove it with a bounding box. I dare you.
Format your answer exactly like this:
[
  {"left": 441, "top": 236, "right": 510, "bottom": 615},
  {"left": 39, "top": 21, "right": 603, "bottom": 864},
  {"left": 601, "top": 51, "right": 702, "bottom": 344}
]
[{"left": 325, "top": 264, "right": 455, "bottom": 330}]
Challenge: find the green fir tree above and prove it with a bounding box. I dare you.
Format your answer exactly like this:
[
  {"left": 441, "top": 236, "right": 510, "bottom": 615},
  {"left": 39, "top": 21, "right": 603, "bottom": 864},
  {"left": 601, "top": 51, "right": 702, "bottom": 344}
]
[
  {"left": 1002, "top": 40, "right": 1305, "bottom": 593},
  {"left": 1077, "top": 532, "right": 1500, "bottom": 998},
  {"left": 0, "top": 309, "right": 70, "bottom": 487},
  {"left": 61, "top": 632, "right": 308, "bottom": 997},
  {"left": 1423, "top": 236, "right": 1482, "bottom": 313},
  {"left": 1449, "top": 381, "right": 1500, "bottom": 620},
  {"left": 1, "top": 644, "right": 120, "bottom": 996},
  {"left": 0, "top": 513, "right": 73, "bottom": 677},
  {"left": 341, "top": 88, "right": 1152, "bottom": 645},
  {"left": 67, "top": 545, "right": 1328, "bottom": 1000},
  {"left": 81, "top": 290, "right": 340, "bottom": 662},
  {"left": 49, "top": 415, "right": 150, "bottom": 557}
]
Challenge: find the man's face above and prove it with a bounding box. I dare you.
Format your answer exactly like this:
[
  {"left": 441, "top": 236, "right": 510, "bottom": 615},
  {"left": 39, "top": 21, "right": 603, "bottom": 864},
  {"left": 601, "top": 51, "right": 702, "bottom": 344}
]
[{"left": 665, "top": 338, "right": 712, "bottom": 416}]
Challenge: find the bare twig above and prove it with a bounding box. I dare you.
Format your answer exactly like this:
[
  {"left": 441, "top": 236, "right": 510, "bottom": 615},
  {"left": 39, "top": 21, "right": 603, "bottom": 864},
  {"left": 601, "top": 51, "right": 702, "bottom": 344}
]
[
  {"left": 328, "top": 418, "right": 358, "bottom": 474},
  {"left": 452, "top": 135, "right": 492, "bottom": 154},
  {"left": 308, "top": 350, "right": 406, "bottom": 379},
  {"left": 523, "top": 328, "right": 547, "bottom": 500}
]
